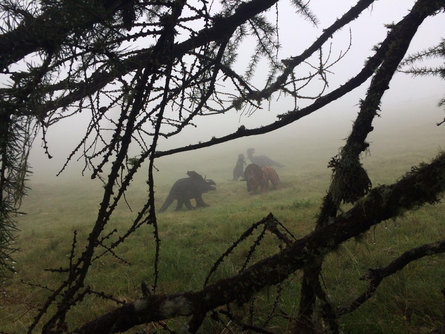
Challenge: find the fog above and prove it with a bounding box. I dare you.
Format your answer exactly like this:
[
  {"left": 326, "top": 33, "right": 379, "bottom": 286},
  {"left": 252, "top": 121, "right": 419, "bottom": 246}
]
[
  {"left": 28, "top": 97, "right": 444, "bottom": 189},
  {"left": 20, "top": 1, "right": 445, "bottom": 185}
]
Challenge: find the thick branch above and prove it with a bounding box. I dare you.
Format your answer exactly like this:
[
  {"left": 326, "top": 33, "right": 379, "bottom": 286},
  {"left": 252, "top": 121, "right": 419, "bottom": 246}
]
[
  {"left": 32, "top": 0, "right": 279, "bottom": 116},
  {"left": 72, "top": 152, "right": 445, "bottom": 334},
  {"left": 297, "top": 0, "right": 445, "bottom": 323},
  {"left": 0, "top": 0, "right": 130, "bottom": 70},
  {"left": 155, "top": 0, "right": 445, "bottom": 158}
]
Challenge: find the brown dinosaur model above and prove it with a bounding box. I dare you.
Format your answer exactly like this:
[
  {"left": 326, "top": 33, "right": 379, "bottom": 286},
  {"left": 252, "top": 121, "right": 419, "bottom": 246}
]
[{"left": 244, "top": 163, "right": 268, "bottom": 194}]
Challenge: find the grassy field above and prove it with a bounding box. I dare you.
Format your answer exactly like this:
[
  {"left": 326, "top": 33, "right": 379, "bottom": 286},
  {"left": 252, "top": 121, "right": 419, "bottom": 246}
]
[{"left": 1, "top": 105, "right": 445, "bottom": 333}]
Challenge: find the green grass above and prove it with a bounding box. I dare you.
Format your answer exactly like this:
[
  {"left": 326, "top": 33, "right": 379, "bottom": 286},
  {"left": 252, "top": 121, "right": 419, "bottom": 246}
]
[{"left": 1, "top": 125, "right": 445, "bottom": 333}]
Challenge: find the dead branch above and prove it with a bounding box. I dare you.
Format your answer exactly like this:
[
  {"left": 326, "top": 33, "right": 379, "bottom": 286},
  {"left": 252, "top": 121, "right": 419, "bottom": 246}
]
[
  {"left": 13, "top": 0, "right": 280, "bottom": 119},
  {"left": 297, "top": 0, "right": 445, "bottom": 326},
  {"left": 154, "top": 0, "right": 445, "bottom": 159},
  {"left": 71, "top": 152, "right": 445, "bottom": 334},
  {"left": 337, "top": 239, "right": 445, "bottom": 317},
  {"left": 0, "top": 0, "right": 131, "bottom": 70}
]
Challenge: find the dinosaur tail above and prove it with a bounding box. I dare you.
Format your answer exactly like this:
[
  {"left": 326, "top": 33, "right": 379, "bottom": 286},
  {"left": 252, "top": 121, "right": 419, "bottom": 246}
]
[
  {"left": 159, "top": 193, "right": 174, "bottom": 212},
  {"left": 272, "top": 160, "right": 284, "bottom": 168}
]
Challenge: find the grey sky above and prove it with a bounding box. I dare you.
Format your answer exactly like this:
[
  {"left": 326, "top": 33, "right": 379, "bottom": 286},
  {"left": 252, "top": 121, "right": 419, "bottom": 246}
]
[
  {"left": 175, "top": 0, "right": 445, "bottom": 139},
  {"left": 263, "top": 1, "right": 444, "bottom": 113},
  {"left": 13, "top": 1, "right": 445, "bottom": 177}
]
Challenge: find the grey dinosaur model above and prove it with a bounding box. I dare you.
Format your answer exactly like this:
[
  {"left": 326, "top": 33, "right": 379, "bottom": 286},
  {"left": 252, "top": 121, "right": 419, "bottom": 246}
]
[
  {"left": 247, "top": 148, "right": 284, "bottom": 168},
  {"left": 159, "top": 171, "right": 216, "bottom": 212},
  {"left": 233, "top": 153, "right": 246, "bottom": 180}
]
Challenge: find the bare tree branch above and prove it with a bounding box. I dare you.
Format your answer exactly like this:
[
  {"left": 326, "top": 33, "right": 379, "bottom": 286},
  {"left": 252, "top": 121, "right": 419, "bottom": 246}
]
[
  {"left": 297, "top": 0, "right": 445, "bottom": 326},
  {"left": 72, "top": 152, "right": 445, "bottom": 334},
  {"left": 1, "top": 1, "right": 444, "bottom": 332},
  {"left": 0, "top": 0, "right": 136, "bottom": 70},
  {"left": 155, "top": 0, "right": 445, "bottom": 159},
  {"left": 337, "top": 239, "right": 445, "bottom": 317}
]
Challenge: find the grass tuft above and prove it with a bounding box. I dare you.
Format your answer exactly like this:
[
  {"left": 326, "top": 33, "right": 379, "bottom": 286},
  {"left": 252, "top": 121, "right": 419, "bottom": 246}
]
[{"left": 1, "top": 131, "right": 445, "bottom": 333}]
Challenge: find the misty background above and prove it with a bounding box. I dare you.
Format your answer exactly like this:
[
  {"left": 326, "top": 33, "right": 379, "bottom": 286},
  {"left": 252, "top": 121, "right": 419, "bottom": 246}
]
[{"left": 22, "top": 1, "right": 445, "bottom": 187}]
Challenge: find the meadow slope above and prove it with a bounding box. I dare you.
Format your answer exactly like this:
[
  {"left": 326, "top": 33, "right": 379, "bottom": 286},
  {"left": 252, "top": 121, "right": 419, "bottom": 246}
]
[{"left": 1, "top": 102, "right": 445, "bottom": 333}]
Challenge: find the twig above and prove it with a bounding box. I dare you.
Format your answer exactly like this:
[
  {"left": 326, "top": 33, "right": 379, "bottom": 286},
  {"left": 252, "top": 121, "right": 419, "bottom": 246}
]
[{"left": 337, "top": 239, "right": 445, "bottom": 317}]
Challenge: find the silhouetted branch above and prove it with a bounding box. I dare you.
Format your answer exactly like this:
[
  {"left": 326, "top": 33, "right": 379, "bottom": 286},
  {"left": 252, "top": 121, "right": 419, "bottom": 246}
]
[
  {"left": 239, "top": 0, "right": 372, "bottom": 105},
  {"left": 204, "top": 215, "right": 271, "bottom": 287},
  {"left": 298, "top": 0, "right": 445, "bottom": 325},
  {"left": 0, "top": 0, "right": 132, "bottom": 70},
  {"left": 155, "top": 0, "right": 444, "bottom": 159},
  {"left": 72, "top": 152, "right": 445, "bottom": 333},
  {"left": 10, "top": 0, "right": 280, "bottom": 120},
  {"left": 314, "top": 278, "right": 339, "bottom": 334},
  {"left": 337, "top": 239, "right": 445, "bottom": 317},
  {"left": 265, "top": 217, "right": 295, "bottom": 247},
  {"left": 2, "top": 1, "right": 444, "bottom": 332}
]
